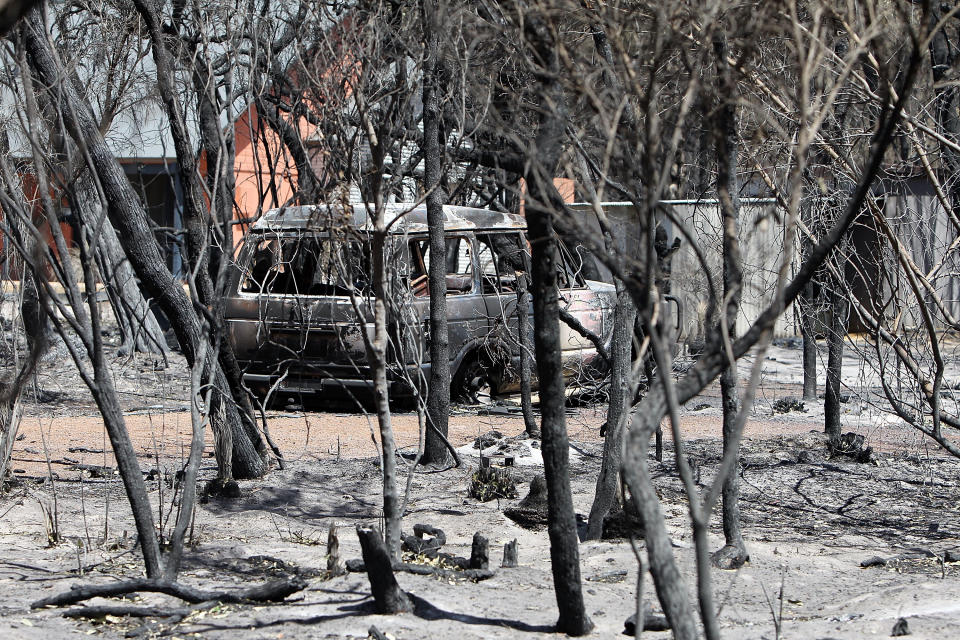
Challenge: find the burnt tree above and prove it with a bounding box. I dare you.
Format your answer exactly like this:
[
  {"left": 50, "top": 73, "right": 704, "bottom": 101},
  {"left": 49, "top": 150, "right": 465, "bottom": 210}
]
[
  {"left": 421, "top": 0, "right": 452, "bottom": 466},
  {"left": 521, "top": 13, "right": 593, "bottom": 637},
  {"left": 21, "top": 7, "right": 268, "bottom": 479}
]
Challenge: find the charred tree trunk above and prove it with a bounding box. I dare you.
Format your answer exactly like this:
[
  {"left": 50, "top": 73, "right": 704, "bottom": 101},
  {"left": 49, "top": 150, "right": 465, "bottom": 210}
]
[
  {"left": 527, "top": 200, "right": 593, "bottom": 637},
  {"left": 469, "top": 532, "right": 489, "bottom": 569},
  {"left": 502, "top": 539, "right": 519, "bottom": 568},
  {"left": 711, "top": 33, "right": 748, "bottom": 570},
  {"left": 93, "top": 360, "right": 164, "bottom": 578},
  {"left": 421, "top": 0, "right": 451, "bottom": 467},
  {"left": 585, "top": 281, "right": 635, "bottom": 540},
  {"left": 517, "top": 275, "right": 539, "bottom": 438},
  {"left": 825, "top": 281, "right": 847, "bottom": 443},
  {"left": 712, "top": 365, "right": 748, "bottom": 569},
  {"left": 622, "top": 400, "right": 698, "bottom": 640},
  {"left": 134, "top": 0, "right": 267, "bottom": 464},
  {"left": 523, "top": 15, "right": 593, "bottom": 636},
  {"left": 0, "top": 382, "right": 25, "bottom": 484},
  {"left": 22, "top": 9, "right": 266, "bottom": 479},
  {"left": 0, "top": 269, "right": 45, "bottom": 482},
  {"left": 800, "top": 295, "right": 818, "bottom": 399},
  {"left": 371, "top": 224, "right": 402, "bottom": 559}
]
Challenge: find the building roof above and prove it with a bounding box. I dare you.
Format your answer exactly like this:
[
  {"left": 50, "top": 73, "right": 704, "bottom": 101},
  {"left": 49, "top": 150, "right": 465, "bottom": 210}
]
[{"left": 250, "top": 204, "right": 526, "bottom": 234}]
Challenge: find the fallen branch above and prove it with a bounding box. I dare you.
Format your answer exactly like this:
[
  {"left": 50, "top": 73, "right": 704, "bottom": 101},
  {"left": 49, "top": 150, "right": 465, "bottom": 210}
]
[
  {"left": 345, "top": 558, "right": 495, "bottom": 581},
  {"left": 62, "top": 604, "right": 191, "bottom": 619},
  {"left": 32, "top": 576, "right": 307, "bottom": 609}
]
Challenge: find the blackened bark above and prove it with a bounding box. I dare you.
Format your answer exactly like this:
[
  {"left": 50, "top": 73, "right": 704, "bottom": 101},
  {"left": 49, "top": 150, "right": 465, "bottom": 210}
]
[
  {"left": 527, "top": 200, "right": 593, "bottom": 636},
  {"left": 327, "top": 524, "right": 344, "bottom": 576},
  {"left": 801, "top": 297, "right": 818, "bottom": 400},
  {"left": 825, "top": 284, "right": 847, "bottom": 442},
  {"left": 585, "top": 281, "right": 635, "bottom": 540},
  {"left": 517, "top": 275, "right": 539, "bottom": 437},
  {"left": 421, "top": 0, "right": 451, "bottom": 466},
  {"left": 523, "top": 15, "right": 592, "bottom": 635},
  {"left": 21, "top": 9, "right": 266, "bottom": 479},
  {"left": 0, "top": 276, "right": 44, "bottom": 484},
  {"left": 711, "top": 32, "right": 748, "bottom": 571},
  {"left": 164, "top": 335, "right": 211, "bottom": 579},
  {"left": 94, "top": 367, "right": 164, "bottom": 577},
  {"left": 356, "top": 525, "right": 412, "bottom": 614},
  {"left": 0, "top": 381, "right": 25, "bottom": 483},
  {"left": 712, "top": 365, "right": 748, "bottom": 569},
  {"left": 32, "top": 576, "right": 306, "bottom": 608}
]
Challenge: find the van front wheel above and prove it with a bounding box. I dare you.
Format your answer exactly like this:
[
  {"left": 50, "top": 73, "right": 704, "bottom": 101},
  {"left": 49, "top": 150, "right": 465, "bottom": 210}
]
[{"left": 453, "top": 358, "right": 493, "bottom": 404}]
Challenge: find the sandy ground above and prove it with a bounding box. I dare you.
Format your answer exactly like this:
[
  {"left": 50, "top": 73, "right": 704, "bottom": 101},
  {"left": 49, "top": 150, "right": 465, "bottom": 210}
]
[{"left": 1, "top": 336, "right": 960, "bottom": 639}]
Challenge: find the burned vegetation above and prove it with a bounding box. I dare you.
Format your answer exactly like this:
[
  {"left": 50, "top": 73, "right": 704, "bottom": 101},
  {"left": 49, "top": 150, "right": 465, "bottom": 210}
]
[{"left": 3, "top": 1, "right": 960, "bottom": 639}]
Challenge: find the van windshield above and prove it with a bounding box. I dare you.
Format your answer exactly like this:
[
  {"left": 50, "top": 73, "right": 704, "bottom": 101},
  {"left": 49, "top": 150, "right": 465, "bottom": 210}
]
[{"left": 240, "top": 233, "right": 374, "bottom": 296}]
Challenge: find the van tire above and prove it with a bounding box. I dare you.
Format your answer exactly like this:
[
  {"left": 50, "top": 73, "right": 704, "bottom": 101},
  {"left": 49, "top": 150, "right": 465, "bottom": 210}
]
[{"left": 453, "top": 357, "right": 494, "bottom": 403}]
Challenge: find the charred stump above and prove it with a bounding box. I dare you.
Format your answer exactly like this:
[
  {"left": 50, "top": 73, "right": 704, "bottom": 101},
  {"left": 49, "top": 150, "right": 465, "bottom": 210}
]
[
  {"left": 470, "top": 533, "right": 489, "bottom": 570},
  {"left": 356, "top": 525, "right": 412, "bottom": 614},
  {"left": 327, "top": 523, "right": 344, "bottom": 576},
  {"left": 502, "top": 540, "right": 519, "bottom": 568},
  {"left": 504, "top": 474, "right": 550, "bottom": 529}
]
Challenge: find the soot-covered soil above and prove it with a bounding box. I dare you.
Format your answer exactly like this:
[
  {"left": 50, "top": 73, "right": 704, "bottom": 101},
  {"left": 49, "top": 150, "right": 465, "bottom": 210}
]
[{"left": 2, "top": 333, "right": 960, "bottom": 638}]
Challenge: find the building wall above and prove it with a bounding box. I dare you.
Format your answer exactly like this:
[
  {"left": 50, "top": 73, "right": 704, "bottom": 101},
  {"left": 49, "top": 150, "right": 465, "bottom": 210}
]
[
  {"left": 873, "top": 191, "right": 960, "bottom": 330},
  {"left": 231, "top": 103, "right": 300, "bottom": 250},
  {"left": 667, "top": 201, "right": 792, "bottom": 342},
  {"left": 568, "top": 200, "right": 795, "bottom": 345}
]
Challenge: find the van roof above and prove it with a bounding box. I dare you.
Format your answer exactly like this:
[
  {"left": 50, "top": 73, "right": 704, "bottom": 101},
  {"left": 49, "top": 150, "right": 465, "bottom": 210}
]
[{"left": 250, "top": 204, "right": 526, "bottom": 234}]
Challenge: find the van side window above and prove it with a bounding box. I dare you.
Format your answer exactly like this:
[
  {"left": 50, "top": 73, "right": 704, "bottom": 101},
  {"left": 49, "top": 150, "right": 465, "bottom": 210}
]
[
  {"left": 407, "top": 236, "right": 474, "bottom": 297},
  {"left": 240, "top": 234, "right": 371, "bottom": 296},
  {"left": 477, "top": 233, "right": 529, "bottom": 294}
]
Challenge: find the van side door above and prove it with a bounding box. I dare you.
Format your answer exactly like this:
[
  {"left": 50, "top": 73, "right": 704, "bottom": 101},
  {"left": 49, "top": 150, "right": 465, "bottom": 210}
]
[
  {"left": 405, "top": 234, "right": 487, "bottom": 374},
  {"left": 476, "top": 232, "right": 531, "bottom": 389}
]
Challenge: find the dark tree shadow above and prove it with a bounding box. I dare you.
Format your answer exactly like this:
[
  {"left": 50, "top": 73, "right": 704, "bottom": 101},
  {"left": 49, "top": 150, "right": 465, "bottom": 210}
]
[
  {"left": 408, "top": 593, "right": 555, "bottom": 633},
  {"left": 174, "top": 591, "right": 554, "bottom": 636}
]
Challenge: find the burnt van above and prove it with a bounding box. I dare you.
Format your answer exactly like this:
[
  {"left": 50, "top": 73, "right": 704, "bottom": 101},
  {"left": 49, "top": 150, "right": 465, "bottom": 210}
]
[{"left": 225, "top": 204, "right": 616, "bottom": 403}]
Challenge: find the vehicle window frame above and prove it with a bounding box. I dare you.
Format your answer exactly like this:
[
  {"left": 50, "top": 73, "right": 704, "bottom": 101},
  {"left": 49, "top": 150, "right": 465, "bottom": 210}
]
[
  {"left": 236, "top": 231, "right": 389, "bottom": 299},
  {"left": 476, "top": 231, "right": 529, "bottom": 296},
  {"left": 406, "top": 233, "right": 476, "bottom": 297}
]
